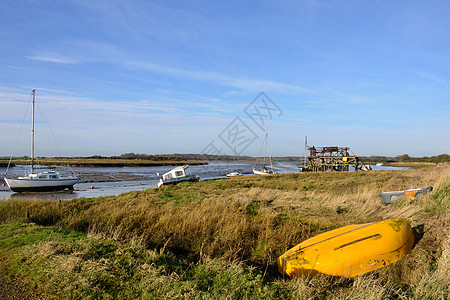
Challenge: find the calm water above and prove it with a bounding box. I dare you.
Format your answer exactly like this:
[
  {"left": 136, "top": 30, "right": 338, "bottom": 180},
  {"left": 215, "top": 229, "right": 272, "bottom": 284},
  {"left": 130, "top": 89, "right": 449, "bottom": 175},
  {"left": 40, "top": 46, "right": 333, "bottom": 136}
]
[{"left": 0, "top": 161, "right": 408, "bottom": 200}]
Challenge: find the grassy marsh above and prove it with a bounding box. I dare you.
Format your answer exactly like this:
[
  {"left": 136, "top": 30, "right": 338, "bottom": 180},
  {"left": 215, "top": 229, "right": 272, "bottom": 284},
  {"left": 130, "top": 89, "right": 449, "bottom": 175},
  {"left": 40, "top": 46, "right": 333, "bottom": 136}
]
[{"left": 0, "top": 164, "right": 449, "bottom": 299}]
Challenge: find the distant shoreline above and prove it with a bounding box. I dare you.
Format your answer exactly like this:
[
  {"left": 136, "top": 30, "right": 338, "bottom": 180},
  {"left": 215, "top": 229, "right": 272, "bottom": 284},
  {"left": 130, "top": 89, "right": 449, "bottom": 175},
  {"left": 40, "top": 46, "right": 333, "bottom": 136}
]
[{"left": 0, "top": 159, "right": 206, "bottom": 168}]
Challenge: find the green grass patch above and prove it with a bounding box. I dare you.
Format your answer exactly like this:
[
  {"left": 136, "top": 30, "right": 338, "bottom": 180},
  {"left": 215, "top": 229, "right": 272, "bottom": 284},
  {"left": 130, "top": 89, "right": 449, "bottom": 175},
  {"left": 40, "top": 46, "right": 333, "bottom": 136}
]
[{"left": 0, "top": 222, "right": 288, "bottom": 299}]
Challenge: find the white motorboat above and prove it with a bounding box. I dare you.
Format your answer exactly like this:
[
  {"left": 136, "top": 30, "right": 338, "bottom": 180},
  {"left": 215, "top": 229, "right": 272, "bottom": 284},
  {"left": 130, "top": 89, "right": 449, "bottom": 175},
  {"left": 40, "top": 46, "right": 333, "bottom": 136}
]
[
  {"left": 226, "top": 171, "right": 243, "bottom": 177},
  {"left": 253, "top": 132, "right": 276, "bottom": 175},
  {"left": 3, "top": 89, "right": 79, "bottom": 192},
  {"left": 157, "top": 165, "right": 200, "bottom": 188}
]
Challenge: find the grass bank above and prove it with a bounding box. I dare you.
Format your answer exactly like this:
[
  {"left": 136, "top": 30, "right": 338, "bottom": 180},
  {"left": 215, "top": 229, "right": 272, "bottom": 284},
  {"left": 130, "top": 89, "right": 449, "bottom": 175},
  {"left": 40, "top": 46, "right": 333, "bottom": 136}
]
[
  {"left": 0, "top": 164, "right": 449, "bottom": 299},
  {"left": 385, "top": 162, "right": 437, "bottom": 169}
]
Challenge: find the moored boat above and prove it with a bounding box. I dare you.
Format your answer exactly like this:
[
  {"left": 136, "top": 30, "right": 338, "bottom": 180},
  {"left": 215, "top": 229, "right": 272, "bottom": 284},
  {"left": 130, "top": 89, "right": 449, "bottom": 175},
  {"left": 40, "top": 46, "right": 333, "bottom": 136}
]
[
  {"left": 252, "top": 168, "right": 276, "bottom": 175},
  {"left": 226, "top": 171, "right": 242, "bottom": 177},
  {"left": 253, "top": 132, "right": 276, "bottom": 175},
  {"left": 157, "top": 165, "right": 200, "bottom": 188},
  {"left": 278, "top": 218, "right": 415, "bottom": 278},
  {"left": 226, "top": 146, "right": 243, "bottom": 177},
  {"left": 3, "top": 90, "right": 79, "bottom": 192},
  {"left": 5, "top": 171, "right": 78, "bottom": 192}
]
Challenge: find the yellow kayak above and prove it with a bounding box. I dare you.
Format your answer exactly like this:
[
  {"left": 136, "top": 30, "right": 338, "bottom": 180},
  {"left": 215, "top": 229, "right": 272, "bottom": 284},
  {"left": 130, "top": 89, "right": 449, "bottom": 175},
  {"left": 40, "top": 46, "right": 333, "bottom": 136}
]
[{"left": 278, "top": 218, "right": 415, "bottom": 278}]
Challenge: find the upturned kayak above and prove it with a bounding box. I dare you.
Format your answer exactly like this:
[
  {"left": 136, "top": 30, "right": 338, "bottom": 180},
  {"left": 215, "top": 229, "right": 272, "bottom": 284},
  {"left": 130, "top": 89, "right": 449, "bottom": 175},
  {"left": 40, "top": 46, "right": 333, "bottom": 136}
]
[
  {"left": 278, "top": 218, "right": 415, "bottom": 278},
  {"left": 379, "top": 187, "right": 433, "bottom": 204}
]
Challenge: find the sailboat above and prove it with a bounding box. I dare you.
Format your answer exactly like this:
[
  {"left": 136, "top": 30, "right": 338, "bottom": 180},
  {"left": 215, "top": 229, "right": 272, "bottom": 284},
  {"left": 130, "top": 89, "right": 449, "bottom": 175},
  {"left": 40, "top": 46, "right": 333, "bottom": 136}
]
[
  {"left": 253, "top": 132, "right": 276, "bottom": 175},
  {"left": 4, "top": 89, "right": 79, "bottom": 192},
  {"left": 226, "top": 146, "right": 242, "bottom": 177}
]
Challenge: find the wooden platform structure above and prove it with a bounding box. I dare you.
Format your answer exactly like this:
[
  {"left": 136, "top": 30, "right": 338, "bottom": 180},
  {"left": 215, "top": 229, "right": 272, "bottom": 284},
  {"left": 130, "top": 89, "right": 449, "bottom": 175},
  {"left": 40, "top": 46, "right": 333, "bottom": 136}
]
[{"left": 304, "top": 146, "right": 366, "bottom": 172}]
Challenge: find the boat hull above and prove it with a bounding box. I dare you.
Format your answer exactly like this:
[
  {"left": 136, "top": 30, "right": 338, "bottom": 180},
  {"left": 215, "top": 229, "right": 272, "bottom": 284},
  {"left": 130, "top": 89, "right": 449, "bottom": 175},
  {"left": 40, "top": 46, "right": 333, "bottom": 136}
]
[
  {"left": 157, "top": 175, "right": 199, "bottom": 188},
  {"left": 226, "top": 172, "right": 242, "bottom": 177},
  {"left": 379, "top": 187, "right": 432, "bottom": 204},
  {"left": 278, "top": 218, "right": 415, "bottom": 278},
  {"left": 4, "top": 178, "right": 78, "bottom": 192},
  {"left": 253, "top": 169, "right": 276, "bottom": 175}
]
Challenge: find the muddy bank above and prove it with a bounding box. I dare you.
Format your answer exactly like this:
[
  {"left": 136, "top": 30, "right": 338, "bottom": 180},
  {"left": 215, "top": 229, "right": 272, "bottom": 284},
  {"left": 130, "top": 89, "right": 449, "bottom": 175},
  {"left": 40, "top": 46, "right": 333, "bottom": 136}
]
[{"left": 68, "top": 169, "right": 151, "bottom": 183}]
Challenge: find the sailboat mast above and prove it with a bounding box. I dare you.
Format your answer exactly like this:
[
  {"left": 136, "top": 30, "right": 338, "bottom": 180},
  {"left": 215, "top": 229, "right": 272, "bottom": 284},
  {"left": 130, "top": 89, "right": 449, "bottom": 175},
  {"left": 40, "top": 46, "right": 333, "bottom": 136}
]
[
  {"left": 31, "top": 89, "right": 35, "bottom": 174},
  {"left": 233, "top": 146, "right": 236, "bottom": 170},
  {"left": 304, "top": 136, "right": 307, "bottom": 168},
  {"left": 264, "top": 132, "right": 268, "bottom": 166}
]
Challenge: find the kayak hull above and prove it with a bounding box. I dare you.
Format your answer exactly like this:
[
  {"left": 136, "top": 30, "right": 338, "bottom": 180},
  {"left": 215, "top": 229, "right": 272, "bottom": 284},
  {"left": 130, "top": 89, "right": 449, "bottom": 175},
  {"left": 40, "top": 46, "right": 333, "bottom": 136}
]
[
  {"left": 379, "top": 187, "right": 432, "bottom": 204},
  {"left": 278, "top": 218, "right": 415, "bottom": 278}
]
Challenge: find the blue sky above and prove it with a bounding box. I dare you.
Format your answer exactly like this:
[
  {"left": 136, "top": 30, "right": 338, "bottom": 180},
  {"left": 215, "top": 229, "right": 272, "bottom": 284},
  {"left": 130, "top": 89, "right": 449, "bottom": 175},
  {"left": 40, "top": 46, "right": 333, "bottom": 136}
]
[{"left": 0, "top": 0, "right": 449, "bottom": 157}]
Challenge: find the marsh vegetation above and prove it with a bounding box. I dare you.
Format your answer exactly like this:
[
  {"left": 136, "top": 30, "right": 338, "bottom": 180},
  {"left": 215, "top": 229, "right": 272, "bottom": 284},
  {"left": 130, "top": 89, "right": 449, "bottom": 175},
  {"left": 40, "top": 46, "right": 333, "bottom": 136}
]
[{"left": 0, "top": 164, "right": 449, "bottom": 299}]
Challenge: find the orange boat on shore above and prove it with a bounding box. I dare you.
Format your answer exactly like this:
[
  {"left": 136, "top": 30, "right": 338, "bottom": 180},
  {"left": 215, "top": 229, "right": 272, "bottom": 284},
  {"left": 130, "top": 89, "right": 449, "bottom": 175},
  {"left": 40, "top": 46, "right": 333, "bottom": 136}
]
[{"left": 278, "top": 218, "right": 415, "bottom": 278}]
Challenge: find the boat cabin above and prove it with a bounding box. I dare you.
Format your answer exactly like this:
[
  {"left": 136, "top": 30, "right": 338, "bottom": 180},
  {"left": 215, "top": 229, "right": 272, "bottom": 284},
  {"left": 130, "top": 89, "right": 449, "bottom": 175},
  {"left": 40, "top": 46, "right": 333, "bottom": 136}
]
[
  {"left": 157, "top": 165, "right": 200, "bottom": 188},
  {"left": 162, "top": 165, "right": 192, "bottom": 180},
  {"left": 19, "top": 171, "right": 60, "bottom": 180}
]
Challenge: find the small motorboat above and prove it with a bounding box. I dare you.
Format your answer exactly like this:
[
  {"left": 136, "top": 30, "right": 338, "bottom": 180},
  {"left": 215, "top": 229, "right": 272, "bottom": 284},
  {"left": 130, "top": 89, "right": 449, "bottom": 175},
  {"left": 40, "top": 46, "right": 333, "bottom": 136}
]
[
  {"left": 278, "top": 218, "right": 415, "bottom": 278},
  {"left": 157, "top": 165, "right": 200, "bottom": 188},
  {"left": 379, "top": 187, "right": 433, "bottom": 204},
  {"left": 226, "top": 171, "right": 243, "bottom": 177}
]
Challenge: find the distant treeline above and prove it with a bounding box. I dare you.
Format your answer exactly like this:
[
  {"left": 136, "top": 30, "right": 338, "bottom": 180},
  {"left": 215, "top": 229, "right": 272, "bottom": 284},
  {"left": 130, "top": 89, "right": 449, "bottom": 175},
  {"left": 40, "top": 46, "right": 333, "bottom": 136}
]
[
  {"left": 83, "top": 153, "right": 254, "bottom": 161},
  {"left": 358, "top": 154, "right": 450, "bottom": 164},
  {"left": 84, "top": 153, "right": 450, "bottom": 163},
  {"left": 390, "top": 154, "right": 450, "bottom": 163},
  {"left": 2, "top": 153, "right": 449, "bottom": 163}
]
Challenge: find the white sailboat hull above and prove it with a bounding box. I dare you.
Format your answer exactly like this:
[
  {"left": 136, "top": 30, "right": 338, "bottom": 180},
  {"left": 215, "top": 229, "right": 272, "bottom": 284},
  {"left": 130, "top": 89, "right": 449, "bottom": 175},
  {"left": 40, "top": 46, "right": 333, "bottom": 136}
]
[
  {"left": 4, "top": 90, "right": 79, "bottom": 193},
  {"left": 4, "top": 177, "right": 78, "bottom": 192},
  {"left": 253, "top": 168, "right": 276, "bottom": 175}
]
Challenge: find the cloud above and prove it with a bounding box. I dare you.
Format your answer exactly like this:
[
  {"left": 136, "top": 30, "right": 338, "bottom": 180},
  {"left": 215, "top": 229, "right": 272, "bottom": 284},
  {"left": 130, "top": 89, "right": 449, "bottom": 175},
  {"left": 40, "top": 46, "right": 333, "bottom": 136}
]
[
  {"left": 289, "top": 117, "right": 312, "bottom": 123},
  {"left": 25, "top": 37, "right": 314, "bottom": 95},
  {"left": 26, "top": 54, "right": 78, "bottom": 64},
  {"left": 414, "top": 70, "right": 446, "bottom": 83},
  {"left": 122, "top": 59, "right": 314, "bottom": 95}
]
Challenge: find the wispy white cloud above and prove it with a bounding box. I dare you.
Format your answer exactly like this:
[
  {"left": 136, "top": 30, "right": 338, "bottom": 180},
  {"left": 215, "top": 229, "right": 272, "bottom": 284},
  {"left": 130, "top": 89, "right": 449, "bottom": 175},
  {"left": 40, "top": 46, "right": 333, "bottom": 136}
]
[
  {"left": 122, "top": 59, "right": 314, "bottom": 95},
  {"left": 414, "top": 70, "right": 446, "bottom": 83},
  {"left": 222, "top": 90, "right": 246, "bottom": 97},
  {"left": 25, "top": 37, "right": 314, "bottom": 95},
  {"left": 0, "top": 87, "right": 233, "bottom": 155},
  {"left": 26, "top": 54, "right": 78, "bottom": 64},
  {"left": 289, "top": 117, "right": 312, "bottom": 123}
]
